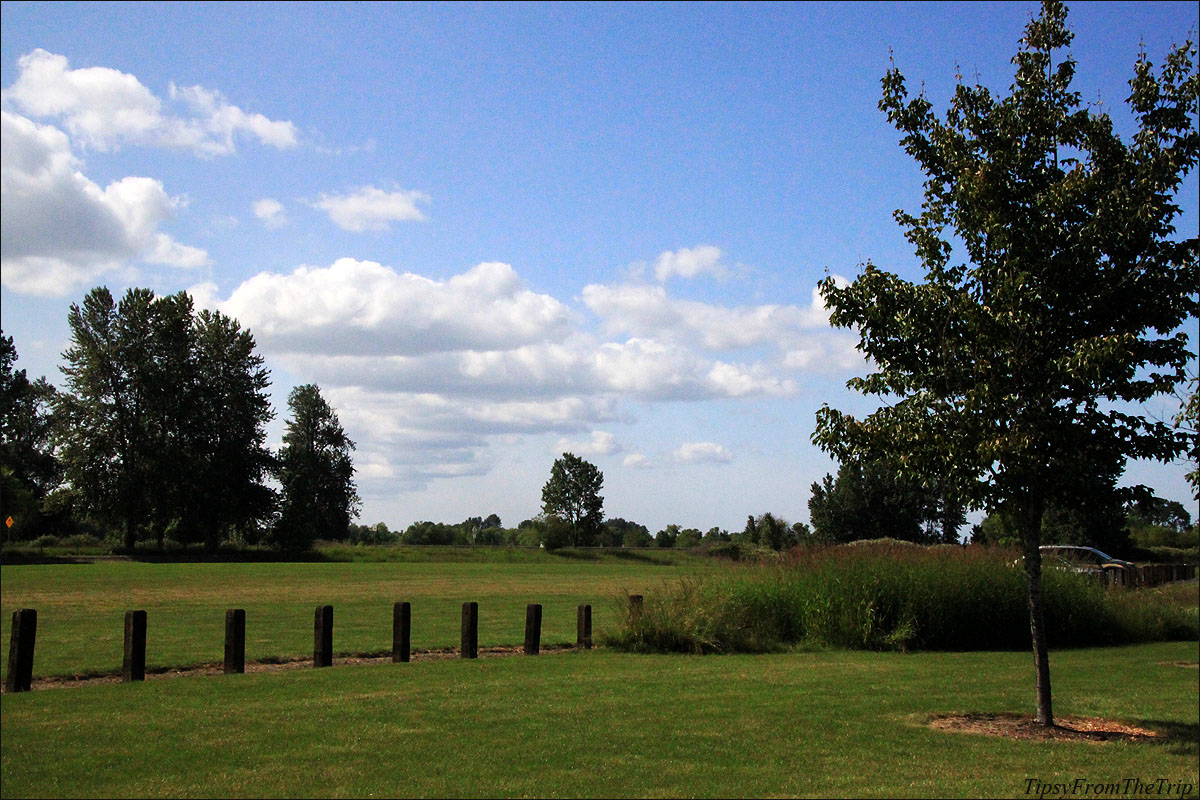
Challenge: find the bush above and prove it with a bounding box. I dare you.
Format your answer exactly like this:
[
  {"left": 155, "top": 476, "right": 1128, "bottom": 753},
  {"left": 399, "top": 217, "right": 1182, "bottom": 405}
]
[{"left": 602, "top": 543, "right": 1199, "bottom": 654}]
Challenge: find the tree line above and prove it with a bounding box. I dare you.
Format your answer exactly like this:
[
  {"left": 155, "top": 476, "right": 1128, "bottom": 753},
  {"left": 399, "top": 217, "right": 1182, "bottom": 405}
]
[{"left": 1, "top": 286, "right": 359, "bottom": 552}]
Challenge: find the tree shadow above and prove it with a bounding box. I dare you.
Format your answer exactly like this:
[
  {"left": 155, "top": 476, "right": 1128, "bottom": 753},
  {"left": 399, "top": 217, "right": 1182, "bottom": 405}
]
[{"left": 1138, "top": 720, "right": 1200, "bottom": 757}]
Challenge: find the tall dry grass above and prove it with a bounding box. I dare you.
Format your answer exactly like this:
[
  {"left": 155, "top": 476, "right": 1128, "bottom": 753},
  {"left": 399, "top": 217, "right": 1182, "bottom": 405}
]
[{"left": 602, "top": 542, "right": 1199, "bottom": 653}]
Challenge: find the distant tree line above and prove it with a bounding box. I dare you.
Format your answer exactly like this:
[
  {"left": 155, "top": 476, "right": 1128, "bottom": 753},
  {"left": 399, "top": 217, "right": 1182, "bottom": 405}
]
[{"left": 1, "top": 286, "right": 358, "bottom": 552}]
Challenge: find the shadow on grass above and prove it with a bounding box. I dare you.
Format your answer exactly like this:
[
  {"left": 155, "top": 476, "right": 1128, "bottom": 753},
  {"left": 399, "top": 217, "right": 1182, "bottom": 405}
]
[
  {"left": 549, "top": 548, "right": 602, "bottom": 561},
  {"left": 1142, "top": 720, "right": 1200, "bottom": 758}
]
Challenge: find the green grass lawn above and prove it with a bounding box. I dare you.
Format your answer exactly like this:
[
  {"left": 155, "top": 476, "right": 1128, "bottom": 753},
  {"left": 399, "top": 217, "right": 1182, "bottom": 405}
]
[
  {"left": 0, "top": 550, "right": 712, "bottom": 680},
  {"left": 2, "top": 642, "right": 1196, "bottom": 798}
]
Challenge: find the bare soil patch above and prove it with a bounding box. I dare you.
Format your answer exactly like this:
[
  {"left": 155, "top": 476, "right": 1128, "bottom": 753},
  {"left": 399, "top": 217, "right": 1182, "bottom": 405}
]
[
  {"left": 22, "top": 644, "right": 578, "bottom": 691},
  {"left": 930, "top": 712, "right": 1161, "bottom": 743}
]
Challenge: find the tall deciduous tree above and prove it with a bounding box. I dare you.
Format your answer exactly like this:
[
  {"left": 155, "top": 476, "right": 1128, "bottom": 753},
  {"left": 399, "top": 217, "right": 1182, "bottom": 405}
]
[
  {"left": 59, "top": 288, "right": 159, "bottom": 549},
  {"left": 58, "top": 287, "right": 277, "bottom": 550},
  {"left": 540, "top": 452, "right": 604, "bottom": 547},
  {"left": 812, "top": 2, "right": 1197, "bottom": 726},
  {"left": 275, "top": 384, "right": 359, "bottom": 550},
  {"left": 0, "top": 331, "right": 59, "bottom": 539},
  {"left": 808, "top": 460, "right": 964, "bottom": 544},
  {"left": 186, "top": 310, "right": 277, "bottom": 551}
]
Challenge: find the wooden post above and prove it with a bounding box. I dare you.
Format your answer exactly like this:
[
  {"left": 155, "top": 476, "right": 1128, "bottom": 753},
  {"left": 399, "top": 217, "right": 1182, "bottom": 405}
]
[
  {"left": 5, "top": 608, "right": 37, "bottom": 693},
  {"left": 524, "top": 604, "right": 542, "bottom": 655},
  {"left": 461, "top": 602, "right": 478, "bottom": 659},
  {"left": 577, "top": 604, "right": 592, "bottom": 649},
  {"left": 224, "top": 609, "right": 246, "bottom": 674},
  {"left": 393, "top": 602, "right": 411, "bottom": 663},
  {"left": 123, "top": 610, "right": 147, "bottom": 682},
  {"left": 314, "top": 605, "right": 333, "bottom": 668},
  {"left": 629, "top": 594, "right": 643, "bottom": 618}
]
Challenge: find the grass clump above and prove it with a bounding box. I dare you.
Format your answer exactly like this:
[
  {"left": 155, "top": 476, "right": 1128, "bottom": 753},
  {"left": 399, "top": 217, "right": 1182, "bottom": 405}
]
[{"left": 602, "top": 543, "right": 1199, "bottom": 653}]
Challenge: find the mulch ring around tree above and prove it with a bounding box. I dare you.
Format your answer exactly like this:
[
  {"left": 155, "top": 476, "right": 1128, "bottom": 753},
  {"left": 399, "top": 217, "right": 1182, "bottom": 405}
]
[
  {"left": 21, "top": 644, "right": 578, "bottom": 691},
  {"left": 929, "top": 712, "right": 1162, "bottom": 743}
]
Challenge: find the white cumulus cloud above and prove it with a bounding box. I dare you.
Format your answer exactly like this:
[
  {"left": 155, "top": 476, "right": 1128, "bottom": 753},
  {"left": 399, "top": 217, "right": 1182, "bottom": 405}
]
[
  {"left": 312, "top": 185, "right": 430, "bottom": 232},
  {"left": 3, "top": 49, "right": 297, "bottom": 156},
  {"left": 219, "top": 258, "right": 570, "bottom": 356},
  {"left": 555, "top": 431, "right": 621, "bottom": 457},
  {"left": 582, "top": 280, "right": 841, "bottom": 353},
  {"left": 653, "top": 244, "right": 727, "bottom": 282},
  {"left": 622, "top": 453, "right": 652, "bottom": 469},
  {"left": 1, "top": 110, "right": 207, "bottom": 296},
  {"left": 673, "top": 441, "right": 734, "bottom": 465},
  {"left": 253, "top": 198, "right": 287, "bottom": 228},
  {"left": 200, "top": 253, "right": 858, "bottom": 493}
]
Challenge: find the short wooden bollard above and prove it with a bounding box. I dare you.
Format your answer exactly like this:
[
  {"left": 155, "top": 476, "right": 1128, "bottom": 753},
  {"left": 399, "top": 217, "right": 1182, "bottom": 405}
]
[
  {"left": 123, "top": 610, "right": 147, "bottom": 682},
  {"left": 224, "top": 609, "right": 246, "bottom": 674},
  {"left": 314, "top": 605, "right": 333, "bottom": 668},
  {"left": 629, "top": 594, "right": 644, "bottom": 618},
  {"left": 577, "top": 604, "right": 592, "bottom": 649},
  {"left": 393, "top": 602, "right": 411, "bottom": 663},
  {"left": 5, "top": 608, "right": 37, "bottom": 693},
  {"left": 461, "top": 602, "right": 478, "bottom": 659},
  {"left": 524, "top": 604, "right": 542, "bottom": 655}
]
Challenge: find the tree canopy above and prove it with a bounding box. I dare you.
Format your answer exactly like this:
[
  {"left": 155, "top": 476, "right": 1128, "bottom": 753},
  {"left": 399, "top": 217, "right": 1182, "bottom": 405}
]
[
  {"left": 808, "top": 460, "right": 964, "bottom": 545},
  {"left": 0, "top": 331, "right": 59, "bottom": 540},
  {"left": 812, "top": 1, "right": 1198, "bottom": 725},
  {"left": 540, "top": 452, "right": 605, "bottom": 547},
  {"left": 275, "top": 383, "right": 360, "bottom": 550},
  {"left": 55, "top": 288, "right": 278, "bottom": 551}
]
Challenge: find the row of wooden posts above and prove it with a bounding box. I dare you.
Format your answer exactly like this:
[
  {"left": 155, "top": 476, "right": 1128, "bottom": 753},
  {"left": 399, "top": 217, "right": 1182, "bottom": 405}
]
[{"left": 4, "top": 597, "right": 646, "bottom": 694}]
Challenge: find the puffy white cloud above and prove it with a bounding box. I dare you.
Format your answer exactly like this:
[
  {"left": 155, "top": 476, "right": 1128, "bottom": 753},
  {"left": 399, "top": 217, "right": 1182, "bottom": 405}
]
[
  {"left": 1, "top": 110, "right": 207, "bottom": 296},
  {"left": 253, "top": 198, "right": 287, "bottom": 228},
  {"left": 555, "top": 431, "right": 621, "bottom": 457},
  {"left": 321, "top": 385, "right": 617, "bottom": 491},
  {"left": 3, "top": 49, "right": 297, "bottom": 155},
  {"left": 653, "top": 244, "right": 726, "bottom": 282},
  {"left": 311, "top": 185, "right": 430, "bottom": 232},
  {"left": 582, "top": 280, "right": 839, "bottom": 353},
  {"left": 203, "top": 254, "right": 856, "bottom": 493},
  {"left": 167, "top": 83, "right": 298, "bottom": 155},
  {"left": 220, "top": 258, "right": 570, "bottom": 356},
  {"left": 781, "top": 333, "right": 865, "bottom": 374},
  {"left": 672, "top": 441, "right": 734, "bottom": 465},
  {"left": 622, "top": 453, "right": 652, "bottom": 469}
]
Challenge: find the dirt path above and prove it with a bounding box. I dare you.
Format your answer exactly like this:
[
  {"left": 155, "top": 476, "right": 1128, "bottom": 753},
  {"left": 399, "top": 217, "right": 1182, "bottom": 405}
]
[{"left": 18, "top": 644, "right": 581, "bottom": 691}]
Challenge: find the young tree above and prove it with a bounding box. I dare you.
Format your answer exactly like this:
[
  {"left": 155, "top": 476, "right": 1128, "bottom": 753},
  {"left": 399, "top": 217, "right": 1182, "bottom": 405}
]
[
  {"left": 540, "top": 452, "right": 604, "bottom": 547},
  {"left": 813, "top": 2, "right": 1198, "bottom": 726},
  {"left": 275, "top": 384, "right": 360, "bottom": 550}
]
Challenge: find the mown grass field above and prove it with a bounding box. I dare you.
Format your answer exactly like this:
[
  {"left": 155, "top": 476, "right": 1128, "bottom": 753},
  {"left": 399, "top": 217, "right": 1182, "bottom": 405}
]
[
  {"left": 2, "top": 549, "right": 1197, "bottom": 798},
  {"left": 0, "top": 548, "right": 712, "bottom": 681},
  {"left": 2, "top": 642, "right": 1197, "bottom": 798}
]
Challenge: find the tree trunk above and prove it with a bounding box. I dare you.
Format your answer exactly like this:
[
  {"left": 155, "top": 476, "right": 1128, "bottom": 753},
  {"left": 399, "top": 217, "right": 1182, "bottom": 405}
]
[
  {"left": 1017, "top": 500, "right": 1053, "bottom": 726},
  {"left": 123, "top": 515, "right": 137, "bottom": 552}
]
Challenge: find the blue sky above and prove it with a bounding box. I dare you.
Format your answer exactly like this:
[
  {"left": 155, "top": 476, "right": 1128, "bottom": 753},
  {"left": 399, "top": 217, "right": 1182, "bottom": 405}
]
[{"left": 2, "top": 1, "right": 1197, "bottom": 535}]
